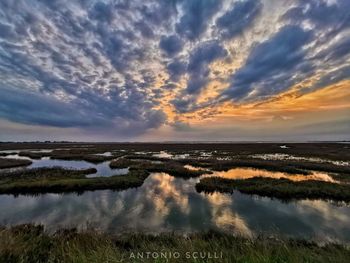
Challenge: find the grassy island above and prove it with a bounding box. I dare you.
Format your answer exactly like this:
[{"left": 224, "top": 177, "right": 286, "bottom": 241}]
[
  {"left": 0, "top": 167, "right": 149, "bottom": 195},
  {"left": 196, "top": 177, "right": 350, "bottom": 202},
  {"left": 0, "top": 158, "right": 32, "bottom": 169}
]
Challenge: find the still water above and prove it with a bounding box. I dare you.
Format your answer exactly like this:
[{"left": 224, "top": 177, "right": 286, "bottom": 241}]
[
  {"left": 29, "top": 158, "right": 129, "bottom": 177},
  {"left": 1, "top": 154, "right": 128, "bottom": 177},
  {"left": 210, "top": 168, "right": 338, "bottom": 183},
  {"left": 0, "top": 171, "right": 349, "bottom": 242}
]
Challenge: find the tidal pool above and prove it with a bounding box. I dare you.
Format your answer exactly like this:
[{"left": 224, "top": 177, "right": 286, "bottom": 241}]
[
  {"left": 2, "top": 154, "right": 32, "bottom": 160},
  {"left": 152, "top": 151, "right": 190, "bottom": 159},
  {"left": 94, "top": 152, "right": 113, "bottom": 157},
  {"left": 0, "top": 156, "right": 128, "bottom": 177},
  {"left": 29, "top": 158, "right": 128, "bottom": 177},
  {"left": 0, "top": 172, "right": 349, "bottom": 243}
]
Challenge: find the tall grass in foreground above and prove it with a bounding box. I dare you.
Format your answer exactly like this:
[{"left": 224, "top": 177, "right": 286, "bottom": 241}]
[{"left": 0, "top": 225, "right": 349, "bottom": 263}]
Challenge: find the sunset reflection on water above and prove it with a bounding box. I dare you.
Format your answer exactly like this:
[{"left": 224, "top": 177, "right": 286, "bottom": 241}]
[
  {"left": 0, "top": 171, "right": 349, "bottom": 242},
  {"left": 208, "top": 168, "right": 338, "bottom": 183}
]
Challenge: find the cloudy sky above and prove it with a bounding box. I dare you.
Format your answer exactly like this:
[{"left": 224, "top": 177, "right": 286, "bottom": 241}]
[{"left": 0, "top": 0, "right": 349, "bottom": 141}]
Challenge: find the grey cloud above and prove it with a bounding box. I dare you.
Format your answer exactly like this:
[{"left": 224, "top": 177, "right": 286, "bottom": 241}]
[
  {"left": 281, "top": 0, "right": 350, "bottom": 92},
  {"left": 0, "top": 87, "right": 106, "bottom": 128},
  {"left": 313, "top": 65, "right": 350, "bottom": 90},
  {"left": 159, "top": 35, "right": 184, "bottom": 57},
  {"left": 283, "top": 0, "right": 350, "bottom": 31},
  {"left": 134, "top": 21, "right": 154, "bottom": 38},
  {"left": 89, "top": 2, "right": 114, "bottom": 23},
  {"left": 138, "top": 1, "right": 179, "bottom": 28},
  {"left": 313, "top": 35, "right": 350, "bottom": 64},
  {"left": 0, "top": 22, "right": 17, "bottom": 40},
  {"left": 170, "top": 40, "right": 228, "bottom": 112},
  {"left": 166, "top": 60, "right": 187, "bottom": 81},
  {"left": 171, "top": 97, "right": 195, "bottom": 114},
  {"left": 176, "top": 0, "right": 222, "bottom": 40},
  {"left": 0, "top": 0, "right": 167, "bottom": 136},
  {"left": 222, "top": 25, "right": 312, "bottom": 102},
  {"left": 216, "top": 0, "right": 262, "bottom": 39},
  {"left": 283, "top": 0, "right": 350, "bottom": 50},
  {"left": 186, "top": 40, "right": 227, "bottom": 95},
  {"left": 187, "top": 40, "right": 228, "bottom": 74}
]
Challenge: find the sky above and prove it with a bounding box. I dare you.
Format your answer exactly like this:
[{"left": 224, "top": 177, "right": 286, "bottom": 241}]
[{"left": 0, "top": 0, "right": 349, "bottom": 142}]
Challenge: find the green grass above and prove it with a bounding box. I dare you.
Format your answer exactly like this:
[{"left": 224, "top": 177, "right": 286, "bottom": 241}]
[
  {"left": 196, "top": 177, "right": 350, "bottom": 202},
  {"left": 0, "top": 158, "right": 32, "bottom": 169},
  {"left": 0, "top": 224, "right": 349, "bottom": 263},
  {"left": 0, "top": 168, "right": 149, "bottom": 195}
]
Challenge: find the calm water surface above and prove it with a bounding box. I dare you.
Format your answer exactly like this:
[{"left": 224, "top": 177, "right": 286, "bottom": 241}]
[
  {"left": 1, "top": 151, "right": 350, "bottom": 242},
  {"left": 1, "top": 155, "right": 128, "bottom": 177},
  {"left": 0, "top": 172, "right": 349, "bottom": 242},
  {"left": 29, "top": 158, "right": 128, "bottom": 177}
]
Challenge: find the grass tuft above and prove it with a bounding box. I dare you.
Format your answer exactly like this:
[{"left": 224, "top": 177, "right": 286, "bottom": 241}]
[{"left": 0, "top": 224, "right": 349, "bottom": 263}]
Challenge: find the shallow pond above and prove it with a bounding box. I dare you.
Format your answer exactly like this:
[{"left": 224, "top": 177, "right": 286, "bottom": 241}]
[
  {"left": 153, "top": 151, "right": 190, "bottom": 159},
  {"left": 29, "top": 158, "right": 128, "bottom": 177},
  {"left": 2, "top": 154, "right": 32, "bottom": 160},
  {"left": 94, "top": 152, "right": 113, "bottom": 157},
  {"left": 0, "top": 172, "right": 349, "bottom": 242},
  {"left": 0, "top": 149, "right": 53, "bottom": 154},
  {"left": 1, "top": 155, "right": 128, "bottom": 177}
]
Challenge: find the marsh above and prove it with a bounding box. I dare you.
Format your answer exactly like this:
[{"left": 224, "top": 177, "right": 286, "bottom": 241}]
[{"left": 0, "top": 142, "right": 349, "bottom": 244}]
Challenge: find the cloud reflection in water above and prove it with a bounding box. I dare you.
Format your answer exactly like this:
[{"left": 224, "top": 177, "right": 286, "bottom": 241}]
[{"left": 0, "top": 172, "right": 349, "bottom": 242}]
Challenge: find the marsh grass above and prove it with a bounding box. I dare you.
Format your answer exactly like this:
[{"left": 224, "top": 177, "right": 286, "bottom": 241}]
[
  {"left": 0, "top": 152, "right": 17, "bottom": 157},
  {"left": 109, "top": 158, "right": 140, "bottom": 168},
  {"left": 133, "top": 161, "right": 211, "bottom": 178},
  {"left": 177, "top": 157, "right": 350, "bottom": 179},
  {"left": 0, "top": 224, "right": 349, "bottom": 263},
  {"left": 196, "top": 177, "right": 350, "bottom": 202},
  {"left": 109, "top": 158, "right": 211, "bottom": 178},
  {"left": 18, "top": 150, "right": 119, "bottom": 163},
  {"left": 0, "top": 167, "right": 149, "bottom": 195},
  {"left": 0, "top": 158, "right": 32, "bottom": 169},
  {"left": 177, "top": 158, "right": 312, "bottom": 175},
  {"left": 2, "top": 142, "right": 350, "bottom": 161}
]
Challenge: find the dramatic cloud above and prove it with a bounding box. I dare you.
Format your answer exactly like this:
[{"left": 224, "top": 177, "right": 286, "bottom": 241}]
[
  {"left": 283, "top": 0, "right": 350, "bottom": 34},
  {"left": 175, "top": 0, "right": 223, "bottom": 40},
  {"left": 167, "top": 60, "right": 187, "bottom": 82},
  {"left": 283, "top": 0, "right": 350, "bottom": 90},
  {"left": 171, "top": 40, "right": 228, "bottom": 112},
  {"left": 0, "top": 0, "right": 348, "bottom": 141},
  {"left": 216, "top": 0, "right": 262, "bottom": 39},
  {"left": 222, "top": 25, "right": 312, "bottom": 102},
  {"left": 159, "top": 35, "right": 184, "bottom": 57},
  {"left": 187, "top": 40, "right": 228, "bottom": 94}
]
